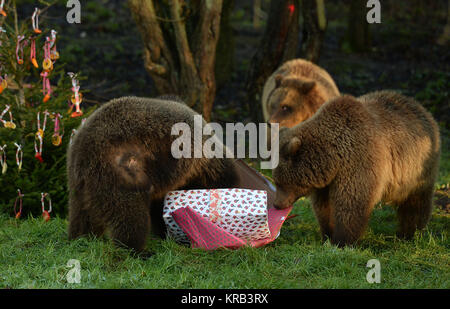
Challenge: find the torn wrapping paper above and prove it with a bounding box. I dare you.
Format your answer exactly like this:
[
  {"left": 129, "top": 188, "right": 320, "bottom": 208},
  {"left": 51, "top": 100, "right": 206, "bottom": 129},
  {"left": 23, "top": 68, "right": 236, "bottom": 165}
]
[{"left": 163, "top": 188, "right": 292, "bottom": 250}]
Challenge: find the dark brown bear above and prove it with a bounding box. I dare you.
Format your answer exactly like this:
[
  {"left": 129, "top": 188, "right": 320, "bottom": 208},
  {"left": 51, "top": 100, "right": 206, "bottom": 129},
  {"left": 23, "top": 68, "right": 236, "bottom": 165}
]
[
  {"left": 273, "top": 91, "right": 441, "bottom": 246},
  {"left": 262, "top": 59, "right": 340, "bottom": 128},
  {"left": 67, "top": 97, "right": 242, "bottom": 254}
]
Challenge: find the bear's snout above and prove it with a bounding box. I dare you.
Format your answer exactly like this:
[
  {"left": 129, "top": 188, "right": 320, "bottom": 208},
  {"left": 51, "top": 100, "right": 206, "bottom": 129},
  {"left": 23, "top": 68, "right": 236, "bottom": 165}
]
[{"left": 274, "top": 188, "right": 295, "bottom": 209}]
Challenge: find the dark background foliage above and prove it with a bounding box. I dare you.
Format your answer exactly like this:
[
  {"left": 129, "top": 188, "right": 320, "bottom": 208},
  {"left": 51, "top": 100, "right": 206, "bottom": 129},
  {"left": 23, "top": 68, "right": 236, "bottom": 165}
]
[{"left": 0, "top": 0, "right": 448, "bottom": 218}]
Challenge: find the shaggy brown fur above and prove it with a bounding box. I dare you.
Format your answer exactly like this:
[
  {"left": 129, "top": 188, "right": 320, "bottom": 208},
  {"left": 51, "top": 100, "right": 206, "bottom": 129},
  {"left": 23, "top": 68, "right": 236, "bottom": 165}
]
[
  {"left": 273, "top": 91, "right": 441, "bottom": 246},
  {"left": 261, "top": 59, "right": 340, "bottom": 128},
  {"left": 67, "top": 97, "right": 240, "bottom": 254}
]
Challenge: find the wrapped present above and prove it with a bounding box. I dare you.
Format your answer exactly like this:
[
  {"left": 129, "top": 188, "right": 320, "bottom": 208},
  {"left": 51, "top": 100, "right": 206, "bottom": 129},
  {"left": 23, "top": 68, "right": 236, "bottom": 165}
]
[
  {"left": 163, "top": 188, "right": 272, "bottom": 244},
  {"left": 163, "top": 160, "right": 294, "bottom": 250}
]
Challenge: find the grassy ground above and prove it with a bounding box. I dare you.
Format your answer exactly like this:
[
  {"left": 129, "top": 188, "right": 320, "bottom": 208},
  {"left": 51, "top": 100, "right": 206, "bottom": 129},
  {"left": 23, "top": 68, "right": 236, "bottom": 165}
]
[
  {"left": 1, "top": 144, "right": 449, "bottom": 289},
  {"left": 0, "top": 200, "right": 448, "bottom": 289}
]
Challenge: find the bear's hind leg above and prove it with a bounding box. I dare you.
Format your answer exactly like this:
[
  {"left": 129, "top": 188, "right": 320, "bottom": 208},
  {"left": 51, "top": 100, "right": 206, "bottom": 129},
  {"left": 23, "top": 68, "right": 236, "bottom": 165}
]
[
  {"left": 396, "top": 187, "right": 434, "bottom": 239},
  {"left": 106, "top": 191, "right": 151, "bottom": 253},
  {"left": 68, "top": 189, "right": 105, "bottom": 240}
]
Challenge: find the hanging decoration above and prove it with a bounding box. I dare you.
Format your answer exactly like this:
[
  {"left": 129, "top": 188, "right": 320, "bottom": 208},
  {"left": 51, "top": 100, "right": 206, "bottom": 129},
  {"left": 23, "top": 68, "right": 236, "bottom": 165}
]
[
  {"left": 69, "top": 128, "right": 77, "bottom": 145},
  {"left": 51, "top": 112, "right": 63, "bottom": 146},
  {"left": 41, "top": 192, "right": 52, "bottom": 222},
  {"left": 16, "top": 35, "right": 25, "bottom": 64},
  {"left": 0, "top": 104, "right": 15, "bottom": 129},
  {"left": 32, "top": 8, "right": 41, "bottom": 34},
  {"left": 41, "top": 38, "right": 53, "bottom": 103},
  {"left": 68, "top": 72, "right": 83, "bottom": 117},
  {"left": 0, "top": 74, "right": 7, "bottom": 94},
  {"left": 34, "top": 110, "right": 49, "bottom": 163},
  {"left": 30, "top": 36, "right": 38, "bottom": 68},
  {"left": 0, "top": 144, "right": 6, "bottom": 174},
  {"left": 14, "top": 189, "right": 24, "bottom": 219},
  {"left": 0, "top": 0, "right": 6, "bottom": 17},
  {"left": 14, "top": 143, "right": 23, "bottom": 172},
  {"left": 49, "top": 30, "right": 59, "bottom": 60}
]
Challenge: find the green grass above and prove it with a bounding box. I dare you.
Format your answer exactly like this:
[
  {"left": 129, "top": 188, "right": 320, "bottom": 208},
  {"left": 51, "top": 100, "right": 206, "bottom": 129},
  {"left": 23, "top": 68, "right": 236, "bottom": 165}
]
[{"left": 0, "top": 199, "right": 448, "bottom": 289}]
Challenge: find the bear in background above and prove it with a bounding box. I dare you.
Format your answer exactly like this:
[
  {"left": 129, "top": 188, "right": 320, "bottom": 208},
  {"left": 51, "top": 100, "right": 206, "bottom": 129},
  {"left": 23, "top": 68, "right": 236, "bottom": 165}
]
[
  {"left": 261, "top": 58, "right": 340, "bottom": 128},
  {"left": 67, "top": 97, "right": 240, "bottom": 254},
  {"left": 273, "top": 91, "right": 440, "bottom": 246}
]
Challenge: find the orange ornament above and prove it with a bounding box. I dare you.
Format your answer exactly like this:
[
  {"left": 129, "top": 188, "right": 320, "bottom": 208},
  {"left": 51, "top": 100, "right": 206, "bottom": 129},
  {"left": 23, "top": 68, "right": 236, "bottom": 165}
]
[
  {"left": 43, "top": 93, "right": 51, "bottom": 103},
  {"left": 42, "top": 210, "right": 50, "bottom": 222},
  {"left": 31, "top": 58, "right": 39, "bottom": 68}
]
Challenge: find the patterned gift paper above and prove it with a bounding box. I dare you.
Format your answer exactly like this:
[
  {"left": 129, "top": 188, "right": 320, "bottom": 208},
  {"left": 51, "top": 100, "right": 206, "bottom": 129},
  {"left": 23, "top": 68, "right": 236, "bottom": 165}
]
[
  {"left": 163, "top": 188, "right": 271, "bottom": 243},
  {"left": 171, "top": 206, "right": 293, "bottom": 250}
]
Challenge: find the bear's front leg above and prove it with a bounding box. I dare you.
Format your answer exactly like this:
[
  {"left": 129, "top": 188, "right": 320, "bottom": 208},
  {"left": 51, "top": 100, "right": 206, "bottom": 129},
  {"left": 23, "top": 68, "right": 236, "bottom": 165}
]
[
  {"left": 310, "top": 188, "right": 333, "bottom": 240},
  {"left": 329, "top": 182, "right": 375, "bottom": 247}
]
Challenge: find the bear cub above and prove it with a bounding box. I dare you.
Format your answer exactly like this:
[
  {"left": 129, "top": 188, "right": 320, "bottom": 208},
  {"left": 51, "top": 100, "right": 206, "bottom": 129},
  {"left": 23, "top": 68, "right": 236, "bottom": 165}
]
[
  {"left": 262, "top": 58, "right": 340, "bottom": 128},
  {"left": 273, "top": 91, "right": 441, "bottom": 246}
]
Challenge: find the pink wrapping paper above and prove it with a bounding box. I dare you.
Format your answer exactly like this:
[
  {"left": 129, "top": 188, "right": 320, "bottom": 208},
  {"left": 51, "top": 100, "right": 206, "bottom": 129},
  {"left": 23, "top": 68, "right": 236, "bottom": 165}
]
[
  {"left": 163, "top": 188, "right": 293, "bottom": 250},
  {"left": 171, "top": 206, "right": 292, "bottom": 250}
]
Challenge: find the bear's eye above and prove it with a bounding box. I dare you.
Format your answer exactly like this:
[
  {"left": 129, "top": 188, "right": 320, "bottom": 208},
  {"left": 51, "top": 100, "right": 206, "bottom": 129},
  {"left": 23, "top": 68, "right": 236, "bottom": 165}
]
[{"left": 281, "top": 106, "right": 291, "bottom": 112}]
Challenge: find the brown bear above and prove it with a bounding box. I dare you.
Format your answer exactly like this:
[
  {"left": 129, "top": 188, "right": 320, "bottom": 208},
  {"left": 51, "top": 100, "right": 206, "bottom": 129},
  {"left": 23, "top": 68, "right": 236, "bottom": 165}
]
[
  {"left": 67, "top": 96, "right": 276, "bottom": 255},
  {"left": 261, "top": 58, "right": 340, "bottom": 128},
  {"left": 272, "top": 91, "right": 441, "bottom": 246},
  {"left": 67, "top": 97, "right": 241, "bottom": 254}
]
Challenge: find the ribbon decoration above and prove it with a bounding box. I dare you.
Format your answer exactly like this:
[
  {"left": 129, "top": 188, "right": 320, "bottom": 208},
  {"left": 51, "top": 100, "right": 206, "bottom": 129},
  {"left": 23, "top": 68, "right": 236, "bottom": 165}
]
[
  {"left": 40, "top": 70, "right": 51, "bottom": 103},
  {"left": 0, "top": 144, "right": 7, "bottom": 174},
  {"left": 69, "top": 128, "right": 77, "bottom": 145},
  {"left": 49, "top": 30, "right": 59, "bottom": 60},
  {"left": 34, "top": 134, "right": 43, "bottom": 163},
  {"left": 0, "top": 0, "right": 6, "bottom": 17},
  {"left": 36, "top": 110, "right": 49, "bottom": 139},
  {"left": 41, "top": 39, "right": 53, "bottom": 102},
  {"left": 34, "top": 110, "right": 49, "bottom": 162},
  {"left": 16, "top": 35, "right": 25, "bottom": 64},
  {"left": 42, "top": 37, "right": 53, "bottom": 72},
  {"left": 41, "top": 192, "right": 52, "bottom": 222},
  {"left": 14, "top": 189, "right": 24, "bottom": 219},
  {"left": 30, "top": 37, "right": 38, "bottom": 68},
  {"left": 32, "top": 8, "right": 41, "bottom": 34},
  {"left": 14, "top": 143, "right": 23, "bottom": 172},
  {"left": 68, "top": 72, "right": 83, "bottom": 117},
  {"left": 0, "top": 104, "right": 15, "bottom": 129},
  {"left": 51, "top": 112, "right": 63, "bottom": 146},
  {"left": 0, "top": 74, "right": 7, "bottom": 94}
]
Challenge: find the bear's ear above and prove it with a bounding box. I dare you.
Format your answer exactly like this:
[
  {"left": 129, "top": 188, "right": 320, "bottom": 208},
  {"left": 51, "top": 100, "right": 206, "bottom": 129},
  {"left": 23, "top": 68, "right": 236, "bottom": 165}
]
[
  {"left": 298, "top": 80, "right": 316, "bottom": 93},
  {"left": 282, "top": 78, "right": 316, "bottom": 94},
  {"left": 274, "top": 74, "right": 284, "bottom": 88},
  {"left": 287, "top": 137, "right": 301, "bottom": 156}
]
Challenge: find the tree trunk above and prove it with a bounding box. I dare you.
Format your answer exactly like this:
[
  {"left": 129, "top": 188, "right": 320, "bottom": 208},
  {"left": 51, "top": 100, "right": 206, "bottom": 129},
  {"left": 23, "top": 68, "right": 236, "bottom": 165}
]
[
  {"left": 245, "top": 0, "right": 300, "bottom": 122},
  {"left": 347, "top": 0, "right": 371, "bottom": 52},
  {"left": 215, "top": 0, "right": 235, "bottom": 90},
  {"left": 129, "top": 0, "right": 223, "bottom": 122},
  {"left": 300, "top": 0, "right": 326, "bottom": 63}
]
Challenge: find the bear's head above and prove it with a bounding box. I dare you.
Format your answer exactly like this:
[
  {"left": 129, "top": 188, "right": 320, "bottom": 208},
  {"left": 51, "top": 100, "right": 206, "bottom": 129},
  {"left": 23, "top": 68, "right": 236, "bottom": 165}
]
[
  {"left": 272, "top": 127, "right": 315, "bottom": 209},
  {"left": 267, "top": 74, "right": 321, "bottom": 128}
]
